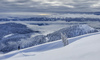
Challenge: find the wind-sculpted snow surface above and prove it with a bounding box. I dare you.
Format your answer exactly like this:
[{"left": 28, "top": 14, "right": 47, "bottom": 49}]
[{"left": 47, "top": 24, "right": 98, "bottom": 42}]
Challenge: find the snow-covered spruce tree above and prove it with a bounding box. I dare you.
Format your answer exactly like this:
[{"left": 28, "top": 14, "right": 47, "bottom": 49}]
[{"left": 61, "top": 33, "right": 68, "bottom": 46}]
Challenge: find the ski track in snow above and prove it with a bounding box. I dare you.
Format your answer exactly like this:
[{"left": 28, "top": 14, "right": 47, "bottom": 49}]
[{"left": 0, "top": 32, "right": 100, "bottom": 60}]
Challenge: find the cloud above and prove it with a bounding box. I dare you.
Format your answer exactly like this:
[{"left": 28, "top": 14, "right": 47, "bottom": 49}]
[
  {"left": 91, "top": 2, "right": 100, "bottom": 8},
  {"left": 7, "top": 0, "right": 16, "bottom": 2},
  {"left": 0, "top": 0, "right": 100, "bottom": 13}
]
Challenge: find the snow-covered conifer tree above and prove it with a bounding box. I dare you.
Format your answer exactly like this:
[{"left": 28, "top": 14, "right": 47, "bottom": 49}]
[{"left": 61, "top": 33, "right": 68, "bottom": 46}]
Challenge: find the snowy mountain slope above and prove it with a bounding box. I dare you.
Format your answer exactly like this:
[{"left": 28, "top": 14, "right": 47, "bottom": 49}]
[
  {"left": 0, "top": 32, "right": 100, "bottom": 60},
  {"left": 0, "top": 23, "right": 40, "bottom": 53},
  {"left": 47, "top": 24, "right": 98, "bottom": 42},
  {"left": 23, "top": 32, "right": 100, "bottom": 60},
  {"left": 0, "top": 22, "right": 70, "bottom": 53},
  {"left": 11, "top": 24, "right": 98, "bottom": 51},
  {"left": 0, "top": 23, "right": 98, "bottom": 53}
]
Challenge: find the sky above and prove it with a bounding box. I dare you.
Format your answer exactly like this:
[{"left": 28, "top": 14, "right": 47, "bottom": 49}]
[{"left": 0, "top": 0, "right": 100, "bottom": 13}]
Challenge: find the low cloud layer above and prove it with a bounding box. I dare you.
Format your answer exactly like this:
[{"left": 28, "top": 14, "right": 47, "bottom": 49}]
[{"left": 0, "top": 0, "right": 100, "bottom": 13}]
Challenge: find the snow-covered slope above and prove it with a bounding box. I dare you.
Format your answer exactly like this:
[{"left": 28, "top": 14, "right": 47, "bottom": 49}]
[
  {"left": 0, "top": 23, "right": 98, "bottom": 53},
  {"left": 0, "top": 23, "right": 40, "bottom": 53},
  {"left": 0, "top": 32, "right": 100, "bottom": 60},
  {"left": 47, "top": 24, "right": 98, "bottom": 42}
]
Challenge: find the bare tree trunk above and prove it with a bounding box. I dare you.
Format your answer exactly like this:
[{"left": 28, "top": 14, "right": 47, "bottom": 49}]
[{"left": 61, "top": 33, "right": 68, "bottom": 46}]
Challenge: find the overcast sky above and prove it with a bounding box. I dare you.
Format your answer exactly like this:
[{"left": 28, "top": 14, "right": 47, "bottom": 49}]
[{"left": 0, "top": 0, "right": 100, "bottom": 13}]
